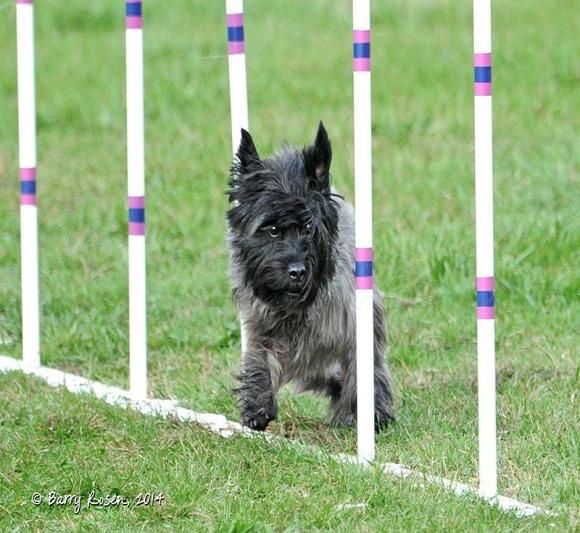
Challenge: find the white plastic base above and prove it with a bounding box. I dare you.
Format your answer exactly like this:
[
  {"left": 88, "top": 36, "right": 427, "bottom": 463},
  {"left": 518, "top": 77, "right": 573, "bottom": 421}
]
[{"left": 0, "top": 355, "right": 548, "bottom": 518}]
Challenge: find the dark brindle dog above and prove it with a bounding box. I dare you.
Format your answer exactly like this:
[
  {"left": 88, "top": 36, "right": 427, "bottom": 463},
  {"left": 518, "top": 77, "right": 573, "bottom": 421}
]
[{"left": 227, "top": 122, "right": 394, "bottom": 431}]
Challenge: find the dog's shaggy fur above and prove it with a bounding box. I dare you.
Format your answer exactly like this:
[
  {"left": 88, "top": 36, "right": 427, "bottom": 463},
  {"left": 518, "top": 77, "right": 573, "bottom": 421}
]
[{"left": 227, "top": 123, "right": 394, "bottom": 431}]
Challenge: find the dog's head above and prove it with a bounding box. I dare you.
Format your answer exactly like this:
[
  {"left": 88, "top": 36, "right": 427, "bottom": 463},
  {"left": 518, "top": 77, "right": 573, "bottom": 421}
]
[{"left": 227, "top": 122, "right": 339, "bottom": 310}]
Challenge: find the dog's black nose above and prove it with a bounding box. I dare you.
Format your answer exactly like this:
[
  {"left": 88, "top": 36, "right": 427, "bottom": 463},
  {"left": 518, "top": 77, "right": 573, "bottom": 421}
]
[{"left": 288, "top": 263, "right": 307, "bottom": 287}]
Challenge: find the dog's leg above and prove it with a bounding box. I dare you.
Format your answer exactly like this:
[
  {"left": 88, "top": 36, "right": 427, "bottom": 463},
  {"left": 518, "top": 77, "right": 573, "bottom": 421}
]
[
  {"left": 298, "top": 372, "right": 348, "bottom": 425},
  {"left": 328, "top": 360, "right": 393, "bottom": 430},
  {"left": 236, "top": 351, "right": 278, "bottom": 431},
  {"left": 373, "top": 292, "right": 395, "bottom": 429},
  {"left": 373, "top": 362, "right": 395, "bottom": 429},
  {"left": 327, "top": 367, "right": 356, "bottom": 427}
]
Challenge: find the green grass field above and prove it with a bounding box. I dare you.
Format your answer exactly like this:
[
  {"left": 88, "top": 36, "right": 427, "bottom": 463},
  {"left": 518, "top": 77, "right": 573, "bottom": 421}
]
[{"left": 0, "top": 0, "right": 578, "bottom": 530}]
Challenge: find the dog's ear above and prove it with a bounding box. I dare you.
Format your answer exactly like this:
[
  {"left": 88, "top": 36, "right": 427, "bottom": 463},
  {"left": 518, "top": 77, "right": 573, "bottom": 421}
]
[
  {"left": 303, "top": 121, "right": 332, "bottom": 191},
  {"left": 235, "top": 129, "right": 263, "bottom": 174}
]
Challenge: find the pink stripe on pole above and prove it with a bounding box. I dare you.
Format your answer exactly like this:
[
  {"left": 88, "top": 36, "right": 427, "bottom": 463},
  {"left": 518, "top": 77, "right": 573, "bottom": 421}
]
[
  {"left": 474, "top": 53, "right": 492, "bottom": 67},
  {"left": 126, "top": 16, "right": 143, "bottom": 29},
  {"left": 355, "top": 247, "right": 373, "bottom": 261},
  {"left": 356, "top": 277, "right": 373, "bottom": 290},
  {"left": 477, "top": 307, "right": 495, "bottom": 319},
  {"left": 16, "top": 0, "right": 33, "bottom": 4},
  {"left": 474, "top": 82, "right": 492, "bottom": 96},
  {"left": 20, "top": 194, "right": 36, "bottom": 205},
  {"left": 353, "top": 30, "right": 370, "bottom": 43},
  {"left": 20, "top": 167, "right": 36, "bottom": 179},
  {"left": 129, "top": 222, "right": 145, "bottom": 235},
  {"left": 476, "top": 276, "right": 495, "bottom": 291},
  {"left": 228, "top": 42, "right": 245, "bottom": 54},
  {"left": 128, "top": 196, "right": 145, "bottom": 208},
  {"left": 227, "top": 13, "right": 244, "bottom": 26},
  {"left": 353, "top": 58, "right": 371, "bottom": 72}
]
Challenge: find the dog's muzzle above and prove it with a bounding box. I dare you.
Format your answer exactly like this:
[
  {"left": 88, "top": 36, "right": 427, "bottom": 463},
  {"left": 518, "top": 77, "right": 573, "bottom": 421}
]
[{"left": 287, "top": 262, "right": 307, "bottom": 293}]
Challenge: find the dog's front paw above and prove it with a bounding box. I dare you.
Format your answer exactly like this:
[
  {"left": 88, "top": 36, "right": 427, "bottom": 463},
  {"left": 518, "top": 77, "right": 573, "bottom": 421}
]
[
  {"left": 374, "top": 403, "right": 395, "bottom": 432},
  {"left": 242, "top": 396, "right": 278, "bottom": 431},
  {"left": 374, "top": 369, "right": 395, "bottom": 432}
]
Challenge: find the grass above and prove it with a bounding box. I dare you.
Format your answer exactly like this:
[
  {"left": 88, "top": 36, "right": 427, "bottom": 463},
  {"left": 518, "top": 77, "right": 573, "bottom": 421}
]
[{"left": 0, "top": 0, "right": 578, "bottom": 529}]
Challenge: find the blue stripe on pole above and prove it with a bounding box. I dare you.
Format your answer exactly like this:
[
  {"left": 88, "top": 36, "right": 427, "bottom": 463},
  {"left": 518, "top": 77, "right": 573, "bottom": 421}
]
[
  {"left": 20, "top": 181, "right": 36, "bottom": 194},
  {"left": 129, "top": 208, "right": 145, "bottom": 223},
  {"left": 355, "top": 261, "right": 373, "bottom": 277},
  {"left": 353, "top": 42, "right": 370, "bottom": 58},
  {"left": 474, "top": 66, "right": 492, "bottom": 82},
  {"left": 126, "top": 3, "right": 142, "bottom": 16},
  {"left": 227, "top": 26, "right": 244, "bottom": 42},
  {"left": 476, "top": 291, "right": 495, "bottom": 307}
]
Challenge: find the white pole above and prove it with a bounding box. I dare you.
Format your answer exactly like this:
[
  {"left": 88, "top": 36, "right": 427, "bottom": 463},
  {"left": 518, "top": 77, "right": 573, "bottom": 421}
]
[
  {"left": 16, "top": 0, "right": 40, "bottom": 370},
  {"left": 353, "top": 0, "right": 375, "bottom": 463},
  {"left": 225, "top": 0, "right": 249, "bottom": 354},
  {"left": 125, "top": 0, "right": 147, "bottom": 401},
  {"left": 473, "top": 0, "right": 497, "bottom": 498}
]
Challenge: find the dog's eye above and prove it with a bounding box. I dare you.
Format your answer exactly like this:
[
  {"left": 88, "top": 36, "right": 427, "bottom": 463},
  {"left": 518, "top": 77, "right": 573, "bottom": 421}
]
[
  {"left": 305, "top": 222, "right": 313, "bottom": 232},
  {"left": 269, "top": 226, "right": 280, "bottom": 238}
]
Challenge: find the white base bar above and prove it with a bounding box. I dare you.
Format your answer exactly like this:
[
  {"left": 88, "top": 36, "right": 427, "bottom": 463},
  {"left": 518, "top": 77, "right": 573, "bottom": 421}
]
[
  {"left": 0, "top": 355, "right": 234, "bottom": 437},
  {"left": 339, "top": 455, "right": 546, "bottom": 517},
  {"left": 0, "top": 355, "right": 548, "bottom": 518}
]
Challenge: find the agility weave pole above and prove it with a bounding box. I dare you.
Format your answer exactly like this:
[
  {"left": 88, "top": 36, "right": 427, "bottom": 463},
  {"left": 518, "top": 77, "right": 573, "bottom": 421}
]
[
  {"left": 225, "top": 0, "right": 250, "bottom": 354},
  {"left": 16, "top": 0, "right": 40, "bottom": 371},
  {"left": 125, "top": 0, "right": 147, "bottom": 401},
  {"left": 0, "top": 355, "right": 548, "bottom": 518},
  {"left": 473, "top": 0, "right": 497, "bottom": 498},
  {"left": 353, "top": 0, "right": 375, "bottom": 464}
]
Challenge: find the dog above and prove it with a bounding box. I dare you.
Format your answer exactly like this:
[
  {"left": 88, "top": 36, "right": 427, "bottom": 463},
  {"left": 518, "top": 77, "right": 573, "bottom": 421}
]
[{"left": 227, "top": 122, "right": 394, "bottom": 431}]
